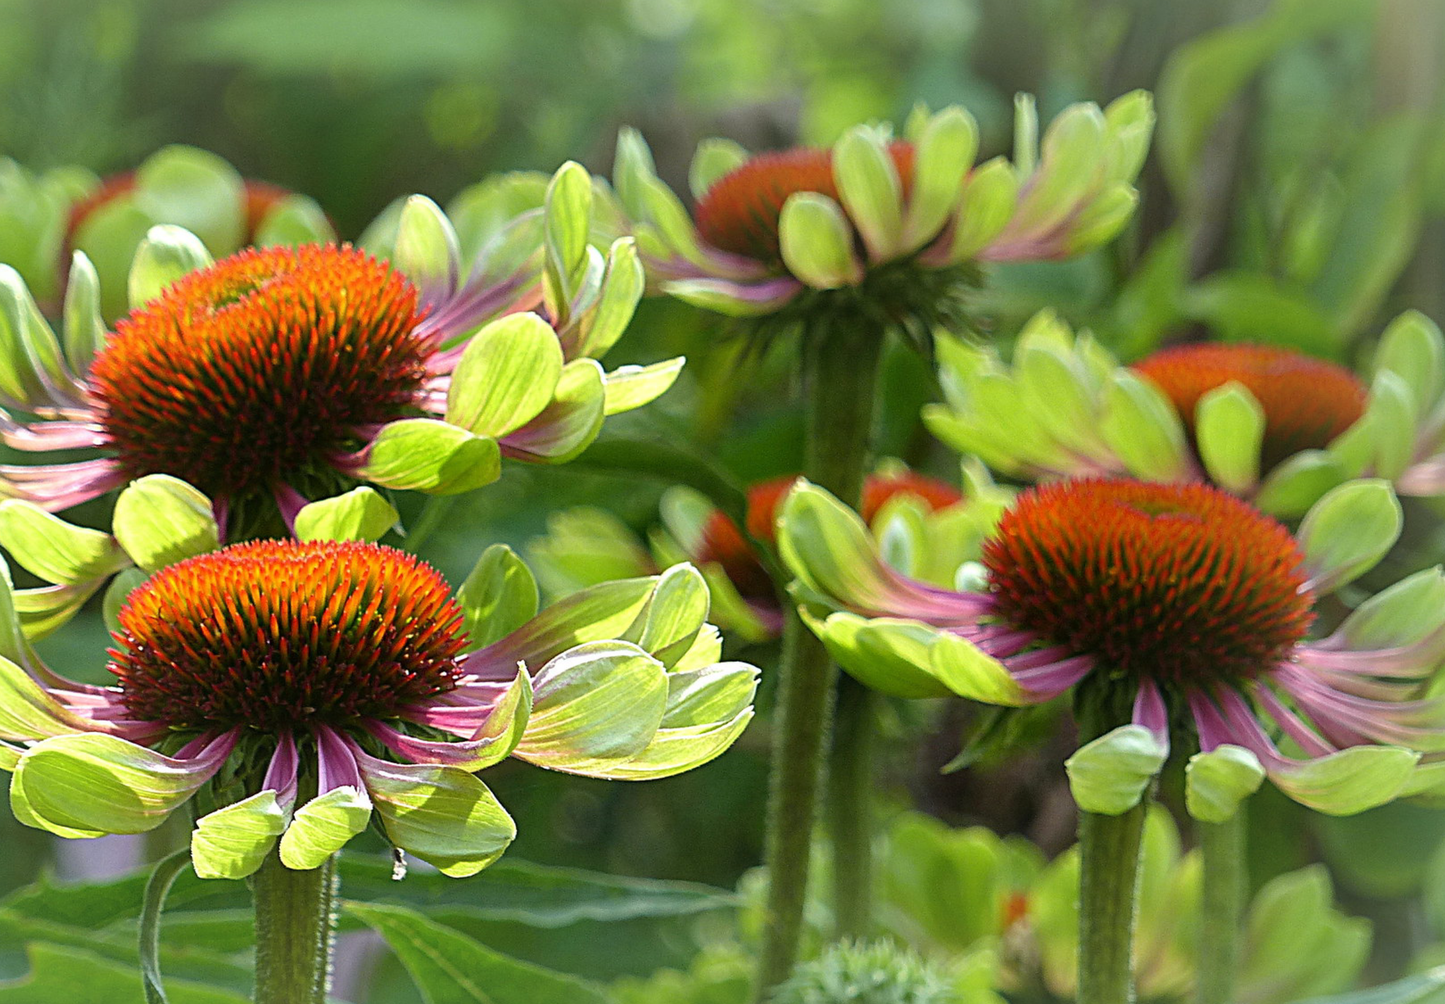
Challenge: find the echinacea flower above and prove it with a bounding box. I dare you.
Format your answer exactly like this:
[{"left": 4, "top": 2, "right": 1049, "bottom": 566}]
[
  {"left": 612, "top": 93, "right": 1153, "bottom": 330},
  {"left": 778, "top": 475, "right": 1444, "bottom": 820},
  {"left": 0, "top": 163, "right": 680, "bottom": 535},
  {"left": 526, "top": 466, "right": 999, "bottom": 642},
  {"left": 0, "top": 532, "right": 757, "bottom": 879},
  {"left": 924, "top": 309, "right": 1445, "bottom": 517}
]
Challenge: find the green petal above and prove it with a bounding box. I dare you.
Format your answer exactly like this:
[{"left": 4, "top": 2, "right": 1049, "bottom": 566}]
[
  {"left": 1194, "top": 382, "right": 1265, "bottom": 494},
  {"left": 0, "top": 265, "right": 73, "bottom": 408},
  {"left": 0, "top": 500, "right": 129, "bottom": 584},
  {"left": 1253, "top": 450, "right": 1350, "bottom": 518},
  {"left": 133, "top": 145, "right": 244, "bottom": 254},
  {"left": 111, "top": 475, "right": 219, "bottom": 573},
  {"left": 459, "top": 544, "right": 539, "bottom": 650},
  {"left": 392, "top": 195, "right": 460, "bottom": 301},
  {"left": 60, "top": 252, "right": 106, "bottom": 376},
  {"left": 1012, "top": 102, "right": 1107, "bottom": 237},
  {"left": 777, "top": 481, "right": 892, "bottom": 608},
  {"left": 612, "top": 127, "right": 661, "bottom": 225},
  {"left": 1065, "top": 724, "right": 1169, "bottom": 815},
  {"left": 360, "top": 755, "right": 516, "bottom": 877},
  {"left": 1296, "top": 479, "right": 1402, "bottom": 594},
  {"left": 1375, "top": 309, "right": 1445, "bottom": 421},
  {"left": 446, "top": 313, "right": 565, "bottom": 438},
  {"left": 1185, "top": 745, "right": 1265, "bottom": 823},
  {"left": 1100, "top": 371, "right": 1193, "bottom": 481},
  {"left": 929, "top": 631, "right": 1032, "bottom": 706},
  {"left": 778, "top": 193, "right": 862, "bottom": 289},
  {"left": 833, "top": 126, "right": 904, "bottom": 260},
  {"left": 688, "top": 137, "right": 748, "bottom": 199},
  {"left": 16, "top": 581, "right": 104, "bottom": 641},
  {"left": 475, "top": 576, "right": 657, "bottom": 669},
  {"left": 1271, "top": 746, "right": 1420, "bottom": 815},
  {"left": 1332, "top": 566, "right": 1445, "bottom": 649},
  {"left": 1058, "top": 182, "right": 1139, "bottom": 256},
  {"left": 570, "top": 237, "right": 644, "bottom": 360},
  {"left": 543, "top": 162, "right": 593, "bottom": 318},
  {"left": 528, "top": 507, "right": 654, "bottom": 598},
  {"left": 510, "top": 641, "right": 668, "bottom": 774},
  {"left": 293, "top": 487, "right": 399, "bottom": 543},
  {"left": 659, "top": 277, "right": 798, "bottom": 317},
  {"left": 901, "top": 105, "right": 978, "bottom": 252},
  {"left": 504, "top": 358, "right": 606, "bottom": 463},
  {"left": 602, "top": 357, "right": 684, "bottom": 416},
  {"left": 252, "top": 194, "right": 336, "bottom": 247},
  {"left": 13, "top": 733, "right": 219, "bottom": 835},
  {"left": 801, "top": 608, "right": 954, "bottom": 699},
  {"left": 127, "top": 225, "right": 212, "bottom": 309},
  {"left": 621, "top": 562, "right": 708, "bottom": 666},
  {"left": 190, "top": 791, "right": 286, "bottom": 880},
  {"left": 0, "top": 652, "right": 90, "bottom": 741},
  {"left": 360, "top": 418, "right": 500, "bottom": 495},
  {"left": 103, "top": 567, "right": 147, "bottom": 636},
  {"left": 945, "top": 157, "right": 1019, "bottom": 262},
  {"left": 279, "top": 786, "right": 373, "bottom": 870}
]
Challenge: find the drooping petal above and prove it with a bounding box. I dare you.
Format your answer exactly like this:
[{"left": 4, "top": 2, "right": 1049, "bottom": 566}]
[
  {"left": 278, "top": 726, "right": 373, "bottom": 870},
  {"left": 380, "top": 670, "right": 532, "bottom": 771}
]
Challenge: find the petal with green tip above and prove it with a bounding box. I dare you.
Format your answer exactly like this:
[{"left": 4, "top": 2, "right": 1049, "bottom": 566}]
[
  {"left": 133, "top": 145, "right": 244, "bottom": 253},
  {"left": 360, "top": 419, "right": 499, "bottom": 495},
  {"left": 1296, "top": 479, "right": 1401, "bottom": 594},
  {"left": 779, "top": 193, "right": 862, "bottom": 289},
  {"left": 688, "top": 138, "right": 749, "bottom": 199},
  {"left": 1065, "top": 724, "right": 1169, "bottom": 815},
  {"left": 1254, "top": 450, "right": 1350, "bottom": 518},
  {"left": 602, "top": 357, "right": 684, "bottom": 416},
  {"left": 253, "top": 194, "right": 336, "bottom": 247},
  {"left": 0, "top": 501, "right": 129, "bottom": 584},
  {"left": 501, "top": 358, "right": 606, "bottom": 463},
  {"left": 293, "top": 487, "right": 399, "bottom": 543},
  {"left": 902, "top": 106, "right": 978, "bottom": 252},
  {"left": 1269, "top": 745, "right": 1419, "bottom": 815},
  {"left": 947, "top": 158, "right": 1019, "bottom": 263},
  {"left": 1100, "top": 371, "right": 1193, "bottom": 482},
  {"left": 111, "top": 475, "right": 219, "bottom": 572},
  {"left": 446, "top": 313, "right": 564, "bottom": 437},
  {"left": 1186, "top": 745, "right": 1265, "bottom": 823},
  {"left": 279, "top": 786, "right": 373, "bottom": 870},
  {"left": 127, "top": 225, "right": 212, "bottom": 309},
  {"left": 833, "top": 127, "right": 904, "bottom": 260},
  {"left": 458, "top": 544, "right": 539, "bottom": 650},
  {"left": 1195, "top": 382, "right": 1265, "bottom": 494},
  {"left": 60, "top": 253, "right": 106, "bottom": 376},
  {"left": 392, "top": 195, "right": 460, "bottom": 306},
  {"left": 190, "top": 791, "right": 287, "bottom": 880}
]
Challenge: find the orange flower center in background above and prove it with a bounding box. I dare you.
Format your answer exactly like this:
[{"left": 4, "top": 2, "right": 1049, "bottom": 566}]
[
  {"left": 694, "top": 143, "right": 916, "bottom": 263},
  {"left": 91, "top": 244, "right": 428, "bottom": 503},
  {"left": 983, "top": 479, "right": 1312, "bottom": 685},
  {"left": 112, "top": 540, "right": 466, "bottom": 729},
  {"left": 1132, "top": 343, "right": 1367, "bottom": 474},
  {"left": 696, "top": 471, "right": 962, "bottom": 603}
]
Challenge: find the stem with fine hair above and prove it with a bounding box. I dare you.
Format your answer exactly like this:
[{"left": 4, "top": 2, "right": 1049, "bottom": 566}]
[
  {"left": 755, "top": 322, "right": 884, "bottom": 997},
  {"left": 828, "top": 673, "right": 878, "bottom": 938},
  {"left": 1078, "top": 801, "right": 1148, "bottom": 1004},
  {"left": 1197, "top": 806, "right": 1247, "bottom": 1004},
  {"left": 251, "top": 851, "right": 338, "bottom": 1004}
]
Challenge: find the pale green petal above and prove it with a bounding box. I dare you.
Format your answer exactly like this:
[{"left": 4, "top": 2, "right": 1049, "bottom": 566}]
[
  {"left": 1296, "top": 479, "right": 1401, "bottom": 593},
  {"left": 279, "top": 786, "right": 373, "bottom": 869},
  {"left": 360, "top": 754, "right": 516, "bottom": 877},
  {"left": 459, "top": 544, "right": 539, "bottom": 650},
  {"left": 360, "top": 419, "right": 500, "bottom": 495},
  {"left": 191, "top": 791, "right": 287, "bottom": 880},
  {"left": 833, "top": 126, "right": 904, "bottom": 260},
  {"left": 779, "top": 193, "right": 862, "bottom": 289},
  {"left": 111, "top": 475, "right": 219, "bottom": 572},
  {"left": 1195, "top": 382, "right": 1264, "bottom": 494},
  {"left": 601, "top": 357, "right": 685, "bottom": 416},
  {"left": 1186, "top": 745, "right": 1265, "bottom": 823},
  {"left": 0, "top": 500, "right": 129, "bottom": 584},
  {"left": 446, "top": 313, "right": 565, "bottom": 438},
  {"left": 1065, "top": 724, "right": 1168, "bottom": 815},
  {"left": 1270, "top": 746, "right": 1419, "bottom": 815},
  {"left": 293, "top": 487, "right": 399, "bottom": 543},
  {"left": 127, "top": 225, "right": 211, "bottom": 309}
]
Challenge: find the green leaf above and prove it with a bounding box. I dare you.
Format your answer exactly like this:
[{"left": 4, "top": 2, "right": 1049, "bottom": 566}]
[
  {"left": 357, "top": 754, "right": 515, "bottom": 877},
  {"left": 446, "top": 313, "right": 565, "bottom": 437},
  {"left": 140, "top": 848, "right": 191, "bottom": 1004},
  {"left": 511, "top": 641, "right": 668, "bottom": 774},
  {"left": 127, "top": 226, "right": 212, "bottom": 309},
  {"left": 459, "top": 544, "right": 540, "bottom": 650},
  {"left": 688, "top": 138, "right": 748, "bottom": 199},
  {"left": 778, "top": 193, "right": 861, "bottom": 289},
  {"left": 393, "top": 195, "right": 461, "bottom": 301},
  {"left": 111, "top": 475, "right": 219, "bottom": 573},
  {"left": 278, "top": 787, "right": 372, "bottom": 870},
  {"left": 1296, "top": 479, "right": 1402, "bottom": 594},
  {"left": 1064, "top": 724, "right": 1168, "bottom": 815},
  {"left": 901, "top": 106, "right": 977, "bottom": 252},
  {"left": 833, "top": 126, "right": 904, "bottom": 260},
  {"left": 133, "top": 145, "right": 244, "bottom": 254},
  {"left": 12, "top": 734, "right": 218, "bottom": 835},
  {"left": 602, "top": 357, "right": 684, "bottom": 416},
  {"left": 0, "top": 942, "right": 248, "bottom": 1004},
  {"left": 946, "top": 158, "right": 1018, "bottom": 262},
  {"left": 1272, "top": 746, "right": 1420, "bottom": 816},
  {"left": 190, "top": 792, "right": 286, "bottom": 880},
  {"left": 292, "top": 487, "right": 398, "bottom": 542},
  {"left": 0, "top": 501, "right": 128, "bottom": 585},
  {"left": 1186, "top": 745, "right": 1265, "bottom": 823},
  {"left": 360, "top": 419, "right": 500, "bottom": 495},
  {"left": 1194, "top": 382, "right": 1265, "bottom": 493},
  {"left": 345, "top": 901, "right": 612, "bottom": 1004},
  {"left": 1099, "top": 371, "right": 1192, "bottom": 480}
]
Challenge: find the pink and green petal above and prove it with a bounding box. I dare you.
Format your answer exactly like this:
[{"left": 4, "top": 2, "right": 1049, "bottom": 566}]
[
  {"left": 602, "top": 358, "right": 685, "bottom": 416},
  {"left": 353, "top": 418, "right": 500, "bottom": 495},
  {"left": 384, "top": 672, "right": 532, "bottom": 771},
  {"left": 1064, "top": 719, "right": 1169, "bottom": 816},
  {"left": 444, "top": 312, "right": 565, "bottom": 439},
  {"left": 498, "top": 358, "right": 606, "bottom": 463},
  {"left": 1296, "top": 479, "right": 1401, "bottom": 595}
]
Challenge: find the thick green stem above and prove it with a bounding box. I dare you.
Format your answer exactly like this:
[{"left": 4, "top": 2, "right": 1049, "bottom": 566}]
[
  {"left": 252, "top": 852, "right": 337, "bottom": 1004},
  {"left": 1078, "top": 801, "right": 1148, "bottom": 1004},
  {"left": 755, "top": 324, "right": 884, "bottom": 998},
  {"left": 828, "top": 674, "right": 877, "bottom": 938},
  {"left": 1197, "top": 807, "right": 1247, "bottom": 1004}
]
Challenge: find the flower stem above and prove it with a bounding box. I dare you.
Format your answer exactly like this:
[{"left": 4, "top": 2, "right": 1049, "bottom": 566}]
[
  {"left": 755, "top": 323, "right": 884, "bottom": 997},
  {"left": 1077, "top": 801, "right": 1148, "bottom": 1004},
  {"left": 827, "top": 673, "right": 877, "bottom": 938},
  {"left": 401, "top": 495, "right": 457, "bottom": 553},
  {"left": 251, "top": 851, "right": 337, "bottom": 1004},
  {"left": 1197, "top": 806, "right": 1247, "bottom": 1004}
]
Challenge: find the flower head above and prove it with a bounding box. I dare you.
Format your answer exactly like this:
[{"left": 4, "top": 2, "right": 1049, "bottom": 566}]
[
  {"left": 614, "top": 94, "right": 1153, "bottom": 326},
  {"left": 779, "top": 476, "right": 1444, "bottom": 819},
  {"left": 0, "top": 162, "right": 681, "bottom": 534},
  {"left": 0, "top": 533, "right": 757, "bottom": 879}
]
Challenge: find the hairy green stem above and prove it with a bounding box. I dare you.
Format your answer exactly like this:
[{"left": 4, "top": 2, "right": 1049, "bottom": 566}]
[
  {"left": 1078, "top": 801, "right": 1148, "bottom": 1004},
  {"left": 828, "top": 674, "right": 878, "bottom": 938},
  {"left": 252, "top": 852, "right": 337, "bottom": 1004},
  {"left": 1197, "top": 807, "right": 1247, "bottom": 1004},
  {"left": 755, "top": 324, "right": 884, "bottom": 997}
]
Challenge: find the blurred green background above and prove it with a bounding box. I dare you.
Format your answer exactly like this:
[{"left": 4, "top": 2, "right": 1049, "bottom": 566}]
[{"left": 5, "top": 0, "right": 1445, "bottom": 998}]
